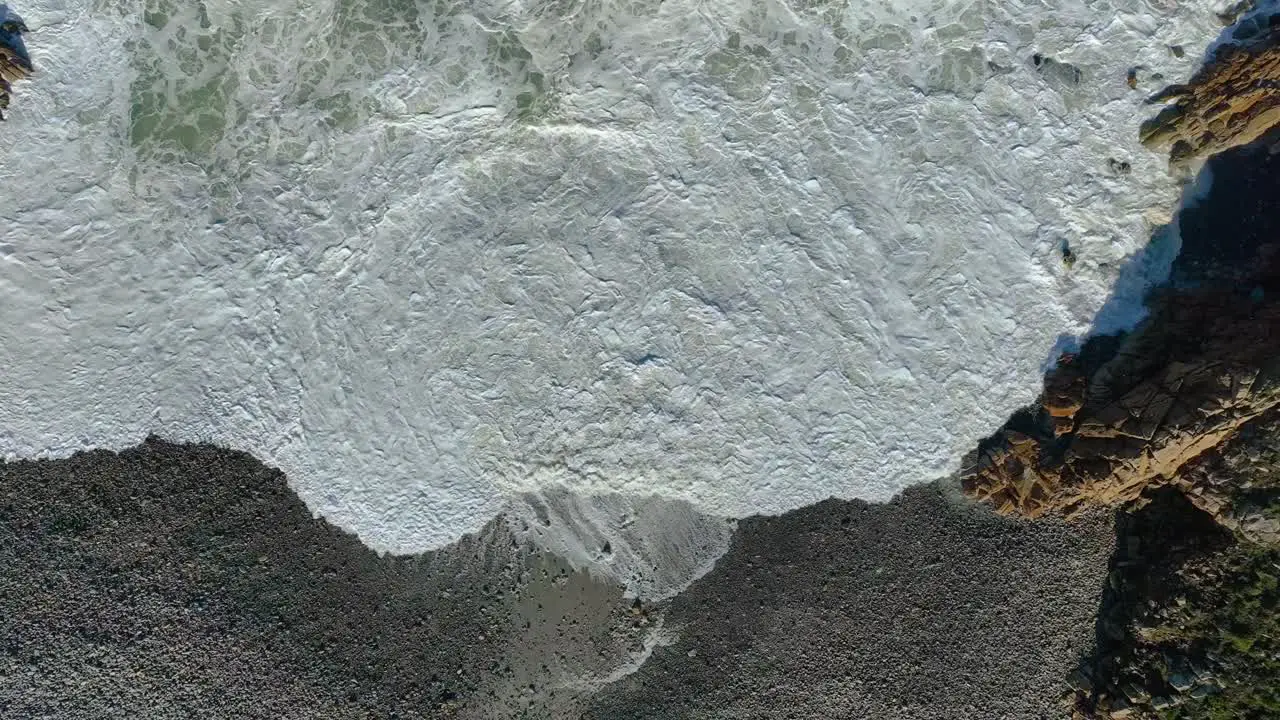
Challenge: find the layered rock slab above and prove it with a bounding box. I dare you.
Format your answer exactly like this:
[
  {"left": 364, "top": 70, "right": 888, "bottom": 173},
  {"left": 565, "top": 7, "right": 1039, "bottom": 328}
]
[
  {"left": 964, "top": 132, "right": 1280, "bottom": 720},
  {"left": 0, "top": 8, "right": 30, "bottom": 120},
  {"left": 963, "top": 243, "right": 1280, "bottom": 524},
  {"left": 1142, "top": 4, "right": 1280, "bottom": 167}
]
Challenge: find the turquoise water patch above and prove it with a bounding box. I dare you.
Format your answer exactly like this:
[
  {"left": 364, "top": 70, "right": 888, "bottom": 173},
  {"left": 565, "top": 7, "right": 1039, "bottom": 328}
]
[
  {"left": 128, "top": 0, "right": 245, "bottom": 161},
  {"left": 487, "top": 30, "right": 559, "bottom": 122},
  {"left": 704, "top": 32, "right": 775, "bottom": 102}
]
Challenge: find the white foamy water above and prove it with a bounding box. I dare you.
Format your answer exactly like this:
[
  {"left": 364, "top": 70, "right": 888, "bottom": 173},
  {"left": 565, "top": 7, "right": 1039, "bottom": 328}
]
[{"left": 0, "top": 0, "right": 1220, "bottom": 591}]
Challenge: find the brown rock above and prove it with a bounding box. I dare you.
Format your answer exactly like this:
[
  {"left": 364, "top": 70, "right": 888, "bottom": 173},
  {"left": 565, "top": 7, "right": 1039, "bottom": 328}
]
[
  {"left": 1045, "top": 352, "right": 1087, "bottom": 437},
  {"left": 963, "top": 253, "right": 1280, "bottom": 521},
  {"left": 1140, "top": 28, "right": 1280, "bottom": 166},
  {"left": 0, "top": 24, "right": 31, "bottom": 121}
]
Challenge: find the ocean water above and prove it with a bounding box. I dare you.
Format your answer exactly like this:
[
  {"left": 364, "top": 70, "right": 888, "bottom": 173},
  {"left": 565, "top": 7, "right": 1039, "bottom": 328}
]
[{"left": 0, "top": 0, "right": 1220, "bottom": 593}]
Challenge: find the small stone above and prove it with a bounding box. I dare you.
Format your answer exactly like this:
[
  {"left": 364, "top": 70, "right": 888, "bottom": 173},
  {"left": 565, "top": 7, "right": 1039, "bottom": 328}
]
[
  {"left": 1068, "top": 668, "right": 1095, "bottom": 693},
  {"left": 1122, "top": 682, "right": 1150, "bottom": 704},
  {"left": 1108, "top": 697, "right": 1136, "bottom": 718}
]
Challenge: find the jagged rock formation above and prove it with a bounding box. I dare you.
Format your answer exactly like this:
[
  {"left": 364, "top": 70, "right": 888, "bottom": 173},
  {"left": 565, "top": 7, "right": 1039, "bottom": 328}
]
[
  {"left": 1067, "top": 430, "right": 1280, "bottom": 720},
  {"left": 963, "top": 129, "right": 1280, "bottom": 525},
  {"left": 1141, "top": 14, "right": 1280, "bottom": 167},
  {"left": 965, "top": 115, "right": 1280, "bottom": 531},
  {"left": 0, "top": 14, "right": 31, "bottom": 120},
  {"left": 966, "top": 134, "right": 1280, "bottom": 720},
  {"left": 962, "top": 270, "right": 1280, "bottom": 523}
]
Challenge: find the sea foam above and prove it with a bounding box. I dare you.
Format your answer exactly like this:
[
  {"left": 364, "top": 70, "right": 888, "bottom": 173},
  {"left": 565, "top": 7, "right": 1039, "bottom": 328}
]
[{"left": 0, "top": 0, "right": 1221, "bottom": 594}]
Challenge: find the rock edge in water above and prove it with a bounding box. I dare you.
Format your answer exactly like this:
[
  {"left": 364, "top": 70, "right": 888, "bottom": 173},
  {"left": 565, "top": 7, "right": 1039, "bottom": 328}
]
[
  {"left": 1141, "top": 6, "right": 1280, "bottom": 169},
  {"left": 0, "top": 9, "right": 30, "bottom": 121},
  {"left": 963, "top": 127, "right": 1280, "bottom": 719}
]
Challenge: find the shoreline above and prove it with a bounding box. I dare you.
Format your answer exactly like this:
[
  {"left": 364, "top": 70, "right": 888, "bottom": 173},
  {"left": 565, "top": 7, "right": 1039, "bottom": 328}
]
[{"left": 1, "top": 440, "right": 1114, "bottom": 718}]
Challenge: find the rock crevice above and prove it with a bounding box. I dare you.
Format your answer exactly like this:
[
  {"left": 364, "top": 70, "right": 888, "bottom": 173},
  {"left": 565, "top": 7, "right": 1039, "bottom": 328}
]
[{"left": 1142, "top": 9, "right": 1280, "bottom": 167}]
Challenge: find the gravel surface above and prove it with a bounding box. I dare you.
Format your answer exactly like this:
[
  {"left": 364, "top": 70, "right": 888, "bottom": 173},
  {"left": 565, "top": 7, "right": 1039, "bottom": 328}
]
[
  {"left": 1, "top": 440, "right": 1115, "bottom": 719},
  {"left": 587, "top": 483, "right": 1116, "bottom": 720},
  {"left": 0, "top": 439, "right": 646, "bottom": 719}
]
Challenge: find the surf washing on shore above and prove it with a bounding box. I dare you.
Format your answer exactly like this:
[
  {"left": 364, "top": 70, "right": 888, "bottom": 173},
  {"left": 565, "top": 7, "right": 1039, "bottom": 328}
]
[{"left": 0, "top": 0, "right": 1224, "bottom": 594}]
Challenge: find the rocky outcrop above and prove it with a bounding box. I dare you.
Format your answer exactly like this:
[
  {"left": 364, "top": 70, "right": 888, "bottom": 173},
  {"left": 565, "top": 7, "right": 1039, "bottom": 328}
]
[
  {"left": 1141, "top": 18, "right": 1280, "bottom": 167},
  {"left": 966, "top": 122, "right": 1280, "bottom": 720},
  {"left": 0, "top": 14, "right": 30, "bottom": 121},
  {"left": 963, "top": 124, "right": 1280, "bottom": 523},
  {"left": 1064, "top": 412, "right": 1280, "bottom": 719},
  {"left": 962, "top": 270, "right": 1280, "bottom": 523},
  {"left": 1066, "top": 486, "right": 1242, "bottom": 720}
]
